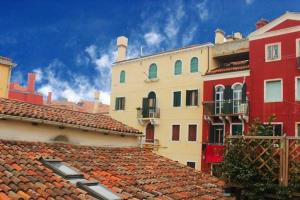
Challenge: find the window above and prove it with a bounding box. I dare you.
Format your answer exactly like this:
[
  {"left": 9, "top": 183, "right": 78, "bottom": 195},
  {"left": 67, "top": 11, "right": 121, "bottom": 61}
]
[
  {"left": 209, "top": 124, "right": 224, "bottom": 144},
  {"left": 148, "top": 63, "right": 157, "bottom": 79},
  {"left": 174, "top": 60, "right": 182, "bottom": 75},
  {"left": 190, "top": 57, "right": 198, "bottom": 73},
  {"left": 187, "top": 161, "right": 196, "bottom": 169},
  {"left": 265, "top": 80, "right": 282, "bottom": 102},
  {"left": 215, "top": 86, "right": 224, "bottom": 114},
  {"left": 172, "top": 125, "right": 180, "bottom": 141},
  {"left": 186, "top": 90, "right": 198, "bottom": 106},
  {"left": 188, "top": 124, "right": 197, "bottom": 141},
  {"left": 296, "top": 77, "right": 300, "bottom": 100},
  {"left": 231, "top": 123, "right": 243, "bottom": 136},
  {"left": 119, "top": 70, "right": 125, "bottom": 83},
  {"left": 296, "top": 39, "right": 300, "bottom": 57},
  {"left": 264, "top": 123, "right": 283, "bottom": 136},
  {"left": 115, "top": 97, "right": 125, "bottom": 110},
  {"left": 173, "top": 91, "right": 181, "bottom": 107},
  {"left": 232, "top": 84, "right": 242, "bottom": 113},
  {"left": 77, "top": 182, "right": 121, "bottom": 200},
  {"left": 296, "top": 123, "right": 300, "bottom": 137},
  {"left": 265, "top": 43, "right": 281, "bottom": 61}
]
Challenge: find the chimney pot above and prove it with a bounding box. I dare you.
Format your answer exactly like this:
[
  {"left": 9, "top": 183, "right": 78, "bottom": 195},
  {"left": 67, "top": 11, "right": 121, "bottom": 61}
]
[
  {"left": 256, "top": 19, "right": 269, "bottom": 30},
  {"left": 215, "top": 29, "right": 225, "bottom": 44},
  {"left": 27, "top": 73, "right": 36, "bottom": 93},
  {"left": 116, "top": 36, "right": 128, "bottom": 62},
  {"left": 47, "top": 92, "right": 52, "bottom": 104}
]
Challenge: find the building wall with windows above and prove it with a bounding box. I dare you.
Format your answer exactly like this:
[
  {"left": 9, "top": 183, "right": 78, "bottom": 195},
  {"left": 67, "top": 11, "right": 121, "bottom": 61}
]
[
  {"left": 249, "top": 12, "right": 300, "bottom": 137},
  {"left": 0, "top": 56, "right": 15, "bottom": 98},
  {"left": 110, "top": 37, "right": 213, "bottom": 169}
]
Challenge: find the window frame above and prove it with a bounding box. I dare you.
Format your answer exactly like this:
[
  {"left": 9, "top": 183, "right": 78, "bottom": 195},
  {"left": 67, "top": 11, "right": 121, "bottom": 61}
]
[
  {"left": 215, "top": 85, "right": 225, "bottom": 114},
  {"left": 186, "top": 89, "right": 199, "bottom": 107},
  {"left": 119, "top": 70, "right": 125, "bottom": 83},
  {"left": 263, "top": 122, "right": 283, "bottom": 136},
  {"left": 77, "top": 182, "right": 121, "bottom": 200},
  {"left": 174, "top": 60, "right": 182, "bottom": 75},
  {"left": 210, "top": 123, "right": 225, "bottom": 144},
  {"left": 296, "top": 38, "right": 300, "bottom": 57},
  {"left": 187, "top": 123, "right": 198, "bottom": 142},
  {"left": 264, "top": 79, "right": 283, "bottom": 103},
  {"left": 172, "top": 91, "right": 182, "bottom": 107},
  {"left": 265, "top": 42, "right": 281, "bottom": 62},
  {"left": 186, "top": 161, "right": 196, "bottom": 169},
  {"left": 296, "top": 77, "right": 300, "bottom": 101},
  {"left": 230, "top": 123, "right": 244, "bottom": 136},
  {"left": 171, "top": 124, "right": 181, "bottom": 142},
  {"left": 190, "top": 57, "right": 199, "bottom": 73},
  {"left": 115, "top": 97, "right": 125, "bottom": 111}
]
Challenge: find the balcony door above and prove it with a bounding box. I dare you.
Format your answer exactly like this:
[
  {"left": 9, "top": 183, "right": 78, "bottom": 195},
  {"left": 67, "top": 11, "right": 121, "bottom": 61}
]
[
  {"left": 232, "top": 84, "right": 242, "bottom": 113},
  {"left": 215, "top": 86, "right": 224, "bottom": 114},
  {"left": 145, "top": 123, "right": 155, "bottom": 143}
]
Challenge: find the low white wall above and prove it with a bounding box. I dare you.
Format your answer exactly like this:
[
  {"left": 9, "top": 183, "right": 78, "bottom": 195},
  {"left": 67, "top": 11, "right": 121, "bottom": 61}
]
[{"left": 0, "top": 119, "right": 140, "bottom": 147}]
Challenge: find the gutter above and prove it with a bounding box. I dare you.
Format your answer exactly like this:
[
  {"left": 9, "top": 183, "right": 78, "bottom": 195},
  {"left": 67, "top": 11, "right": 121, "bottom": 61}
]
[{"left": 0, "top": 114, "right": 144, "bottom": 137}]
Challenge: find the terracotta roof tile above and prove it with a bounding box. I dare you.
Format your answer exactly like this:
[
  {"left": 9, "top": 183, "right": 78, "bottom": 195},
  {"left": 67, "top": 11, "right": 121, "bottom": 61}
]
[
  {"left": 0, "top": 98, "right": 141, "bottom": 135},
  {"left": 205, "top": 60, "right": 249, "bottom": 75},
  {"left": 0, "top": 140, "right": 228, "bottom": 199}
]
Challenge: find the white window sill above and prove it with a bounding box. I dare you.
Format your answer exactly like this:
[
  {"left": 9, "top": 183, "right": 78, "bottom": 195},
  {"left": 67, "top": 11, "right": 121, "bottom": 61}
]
[
  {"left": 265, "top": 58, "right": 281, "bottom": 62},
  {"left": 144, "top": 78, "right": 159, "bottom": 83},
  {"left": 264, "top": 99, "right": 283, "bottom": 103}
]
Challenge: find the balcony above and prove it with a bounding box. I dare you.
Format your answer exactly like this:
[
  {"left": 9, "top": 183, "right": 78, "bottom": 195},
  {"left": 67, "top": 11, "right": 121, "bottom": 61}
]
[
  {"left": 137, "top": 107, "right": 160, "bottom": 125},
  {"left": 203, "top": 100, "right": 249, "bottom": 123}
]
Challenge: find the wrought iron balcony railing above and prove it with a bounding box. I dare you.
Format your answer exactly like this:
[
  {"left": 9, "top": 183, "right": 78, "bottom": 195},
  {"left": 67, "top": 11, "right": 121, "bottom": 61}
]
[
  {"left": 137, "top": 107, "right": 160, "bottom": 119},
  {"left": 203, "top": 100, "right": 248, "bottom": 116}
]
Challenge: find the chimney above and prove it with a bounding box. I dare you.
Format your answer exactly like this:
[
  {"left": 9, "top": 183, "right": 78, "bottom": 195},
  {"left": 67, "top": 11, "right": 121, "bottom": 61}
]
[
  {"left": 233, "top": 32, "right": 243, "bottom": 40},
  {"left": 215, "top": 29, "right": 225, "bottom": 44},
  {"left": 93, "top": 91, "right": 100, "bottom": 113},
  {"left": 27, "top": 73, "right": 36, "bottom": 93},
  {"left": 256, "top": 19, "right": 269, "bottom": 30},
  {"left": 47, "top": 92, "right": 52, "bottom": 104},
  {"left": 116, "top": 36, "right": 128, "bottom": 62}
]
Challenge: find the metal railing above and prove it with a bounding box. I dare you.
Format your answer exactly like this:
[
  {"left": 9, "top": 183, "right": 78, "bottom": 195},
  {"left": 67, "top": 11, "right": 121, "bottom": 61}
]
[
  {"left": 203, "top": 100, "right": 248, "bottom": 116},
  {"left": 137, "top": 107, "right": 160, "bottom": 119}
]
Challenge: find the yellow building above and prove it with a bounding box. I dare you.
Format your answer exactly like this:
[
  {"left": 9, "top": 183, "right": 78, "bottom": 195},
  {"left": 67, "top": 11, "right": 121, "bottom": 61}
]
[
  {"left": 110, "top": 36, "right": 213, "bottom": 169},
  {"left": 0, "top": 56, "right": 15, "bottom": 98}
]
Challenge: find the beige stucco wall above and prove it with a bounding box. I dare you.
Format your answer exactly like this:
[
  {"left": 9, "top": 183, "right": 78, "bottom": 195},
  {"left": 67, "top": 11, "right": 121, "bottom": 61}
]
[
  {"left": 0, "top": 63, "right": 12, "bottom": 98},
  {"left": 0, "top": 120, "right": 139, "bottom": 147},
  {"left": 110, "top": 44, "right": 212, "bottom": 169}
]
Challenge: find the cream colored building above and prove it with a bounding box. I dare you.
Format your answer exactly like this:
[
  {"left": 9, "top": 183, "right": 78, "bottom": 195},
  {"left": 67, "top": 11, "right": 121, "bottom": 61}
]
[
  {"left": 0, "top": 56, "right": 15, "bottom": 98},
  {"left": 110, "top": 36, "right": 213, "bottom": 169}
]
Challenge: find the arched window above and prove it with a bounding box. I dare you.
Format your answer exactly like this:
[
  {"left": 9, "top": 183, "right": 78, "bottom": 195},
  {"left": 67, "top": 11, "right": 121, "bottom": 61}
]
[
  {"left": 215, "top": 85, "right": 224, "bottom": 114},
  {"left": 190, "top": 57, "right": 198, "bottom": 73},
  {"left": 232, "top": 83, "right": 243, "bottom": 113},
  {"left": 174, "top": 60, "right": 182, "bottom": 75},
  {"left": 119, "top": 70, "right": 125, "bottom": 83},
  {"left": 148, "top": 63, "right": 157, "bottom": 79}
]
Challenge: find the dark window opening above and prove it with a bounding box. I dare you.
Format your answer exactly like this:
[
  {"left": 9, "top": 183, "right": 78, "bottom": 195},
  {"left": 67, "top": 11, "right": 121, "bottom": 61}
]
[
  {"left": 187, "top": 161, "right": 196, "bottom": 169},
  {"left": 173, "top": 91, "right": 181, "bottom": 107},
  {"left": 115, "top": 97, "right": 125, "bottom": 110},
  {"left": 186, "top": 90, "right": 198, "bottom": 106},
  {"left": 209, "top": 125, "right": 224, "bottom": 144}
]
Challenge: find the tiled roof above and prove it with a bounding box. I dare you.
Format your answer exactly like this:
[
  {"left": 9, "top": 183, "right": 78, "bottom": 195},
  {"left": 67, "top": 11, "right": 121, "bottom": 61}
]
[
  {"left": 205, "top": 61, "right": 249, "bottom": 75},
  {"left": 0, "top": 140, "right": 229, "bottom": 200},
  {"left": 0, "top": 98, "right": 141, "bottom": 135}
]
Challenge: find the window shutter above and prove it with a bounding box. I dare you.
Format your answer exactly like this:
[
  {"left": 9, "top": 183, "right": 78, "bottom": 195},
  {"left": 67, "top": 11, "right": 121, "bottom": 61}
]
[
  {"left": 242, "top": 83, "right": 247, "bottom": 103},
  {"left": 188, "top": 125, "right": 197, "bottom": 141},
  {"left": 209, "top": 125, "right": 214, "bottom": 143},
  {"left": 122, "top": 97, "right": 125, "bottom": 110},
  {"left": 172, "top": 125, "right": 180, "bottom": 141},
  {"left": 115, "top": 98, "right": 119, "bottom": 110},
  {"left": 224, "top": 86, "right": 232, "bottom": 114},
  {"left": 186, "top": 91, "right": 190, "bottom": 106},
  {"left": 142, "top": 98, "right": 149, "bottom": 118}
]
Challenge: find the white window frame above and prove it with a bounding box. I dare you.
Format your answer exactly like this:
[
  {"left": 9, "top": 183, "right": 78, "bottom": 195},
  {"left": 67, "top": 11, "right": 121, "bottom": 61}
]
[
  {"left": 215, "top": 85, "right": 225, "bottom": 114},
  {"left": 230, "top": 122, "right": 244, "bottom": 136},
  {"left": 115, "top": 96, "right": 125, "bottom": 111},
  {"left": 296, "top": 38, "right": 300, "bottom": 57},
  {"left": 232, "top": 83, "right": 243, "bottom": 113},
  {"left": 186, "top": 88, "right": 200, "bottom": 107},
  {"left": 263, "top": 122, "right": 283, "bottom": 136},
  {"left": 211, "top": 123, "right": 225, "bottom": 144},
  {"left": 172, "top": 90, "right": 182, "bottom": 108},
  {"left": 264, "top": 79, "right": 283, "bottom": 103},
  {"left": 296, "top": 77, "right": 300, "bottom": 101},
  {"left": 187, "top": 123, "right": 198, "bottom": 142},
  {"left": 170, "top": 123, "right": 181, "bottom": 142},
  {"left": 265, "top": 42, "right": 281, "bottom": 62},
  {"left": 186, "top": 161, "right": 196, "bottom": 169},
  {"left": 295, "top": 122, "right": 300, "bottom": 137}
]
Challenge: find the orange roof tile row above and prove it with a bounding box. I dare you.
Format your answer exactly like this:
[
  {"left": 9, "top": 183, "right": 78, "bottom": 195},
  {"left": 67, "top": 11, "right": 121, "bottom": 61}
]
[
  {"left": 0, "top": 98, "right": 141, "bottom": 135},
  {"left": 205, "top": 61, "right": 249, "bottom": 75},
  {"left": 0, "top": 140, "right": 230, "bottom": 199}
]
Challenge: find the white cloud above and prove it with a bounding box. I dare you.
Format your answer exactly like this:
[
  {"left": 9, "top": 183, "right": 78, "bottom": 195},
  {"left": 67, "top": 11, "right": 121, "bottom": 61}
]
[
  {"left": 196, "top": 0, "right": 209, "bottom": 21},
  {"left": 182, "top": 26, "right": 198, "bottom": 46},
  {"left": 33, "top": 68, "right": 43, "bottom": 83},
  {"left": 95, "top": 54, "right": 110, "bottom": 69},
  {"left": 144, "top": 31, "right": 163, "bottom": 46},
  {"left": 245, "top": 0, "right": 254, "bottom": 5}
]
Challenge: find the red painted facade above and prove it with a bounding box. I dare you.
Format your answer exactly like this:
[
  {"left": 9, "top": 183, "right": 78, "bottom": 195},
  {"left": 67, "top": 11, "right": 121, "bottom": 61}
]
[
  {"left": 8, "top": 73, "right": 43, "bottom": 105},
  {"left": 249, "top": 21, "right": 300, "bottom": 136}
]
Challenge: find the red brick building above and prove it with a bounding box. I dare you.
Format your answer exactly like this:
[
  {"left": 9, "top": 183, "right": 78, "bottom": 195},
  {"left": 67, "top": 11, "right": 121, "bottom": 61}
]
[{"left": 9, "top": 72, "right": 43, "bottom": 104}]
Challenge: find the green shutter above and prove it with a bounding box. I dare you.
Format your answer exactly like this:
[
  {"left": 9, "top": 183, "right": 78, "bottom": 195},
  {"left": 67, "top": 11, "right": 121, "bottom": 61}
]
[
  {"left": 190, "top": 57, "right": 198, "bottom": 73},
  {"left": 120, "top": 71, "right": 125, "bottom": 83},
  {"left": 149, "top": 64, "right": 157, "bottom": 79},
  {"left": 174, "top": 60, "right": 182, "bottom": 75}
]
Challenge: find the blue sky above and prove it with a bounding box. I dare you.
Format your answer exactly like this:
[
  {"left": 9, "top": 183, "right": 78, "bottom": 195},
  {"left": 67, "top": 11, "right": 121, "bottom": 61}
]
[{"left": 0, "top": 0, "right": 299, "bottom": 104}]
